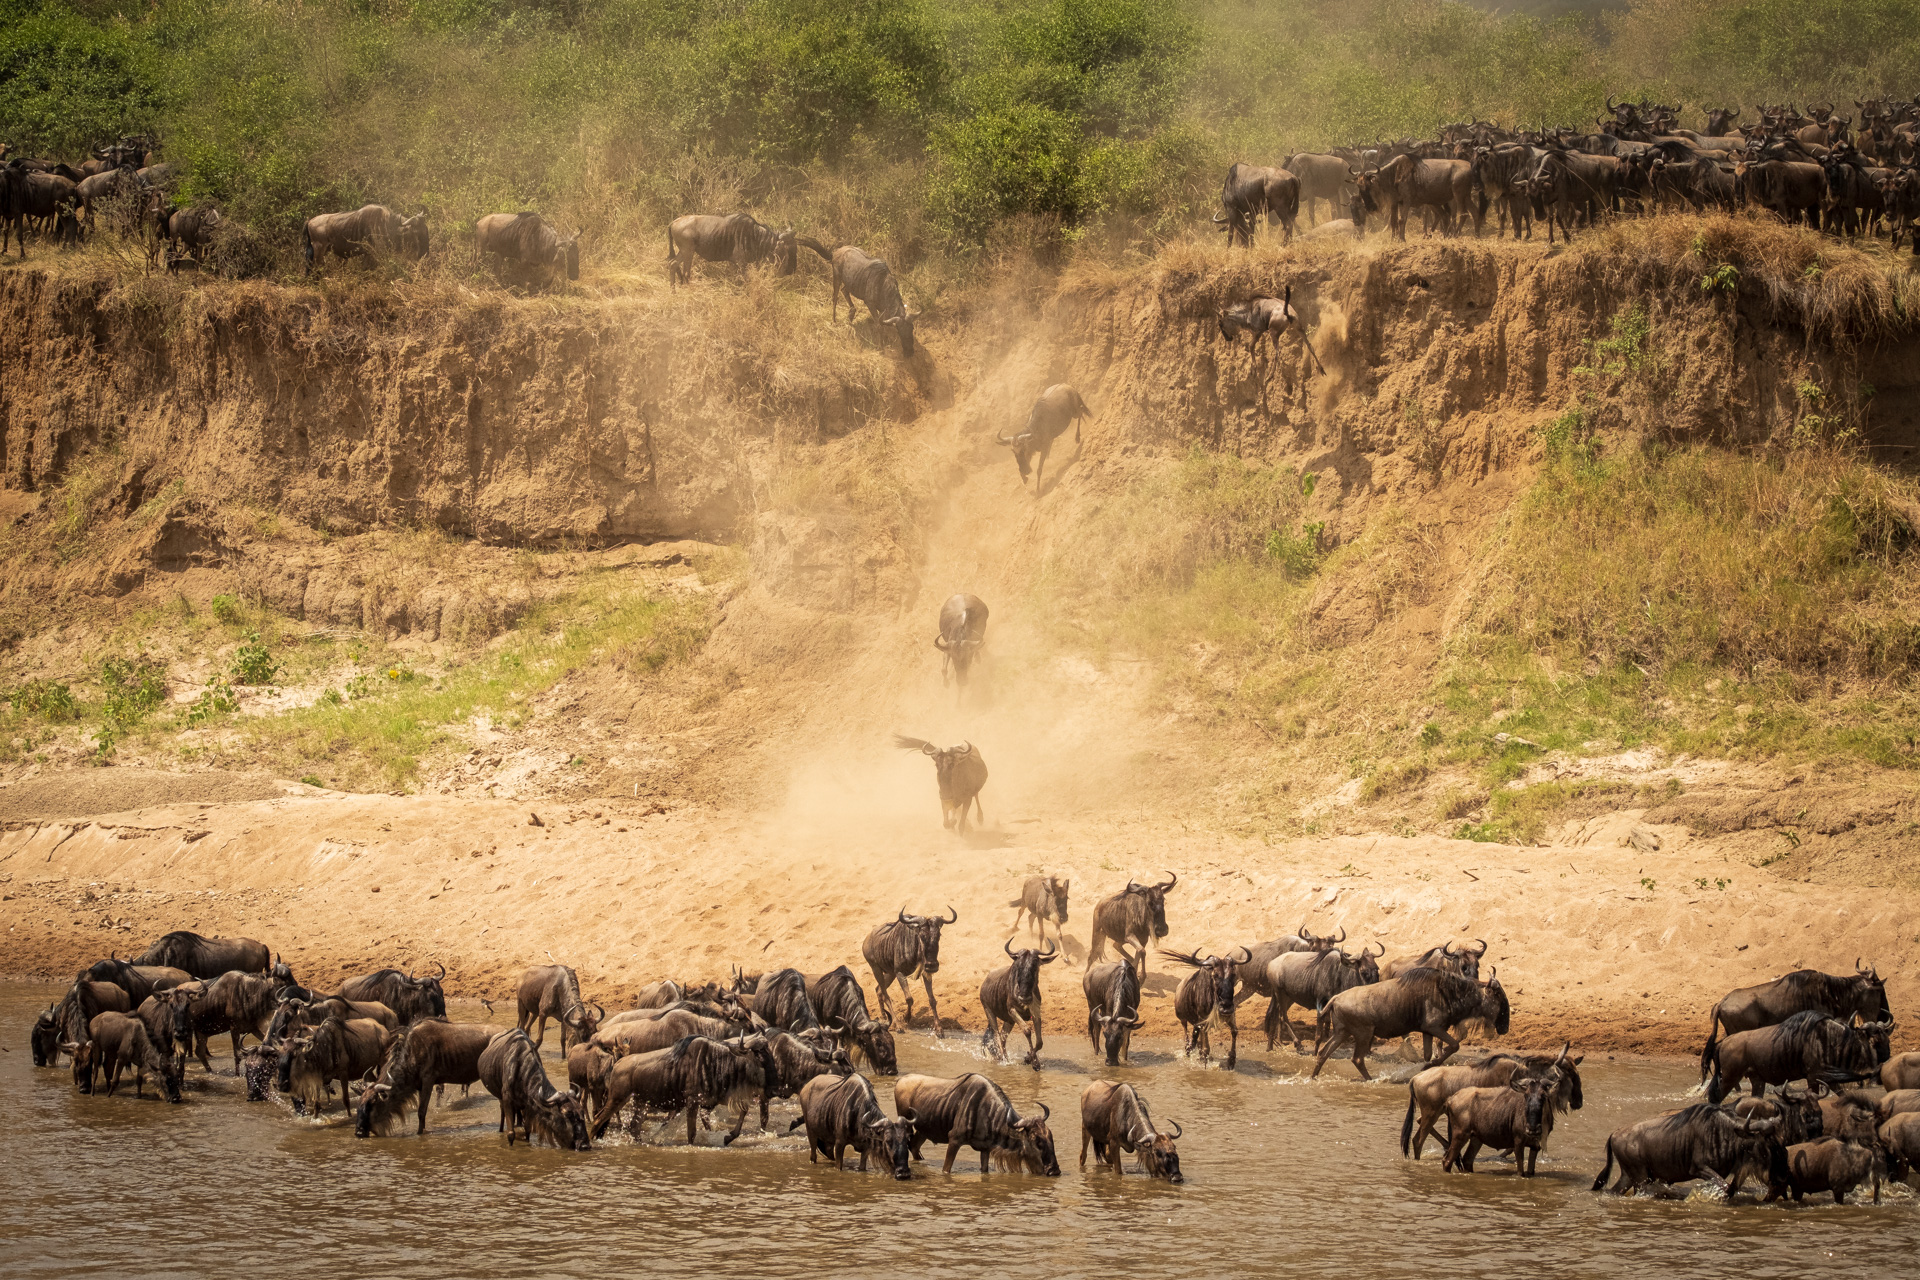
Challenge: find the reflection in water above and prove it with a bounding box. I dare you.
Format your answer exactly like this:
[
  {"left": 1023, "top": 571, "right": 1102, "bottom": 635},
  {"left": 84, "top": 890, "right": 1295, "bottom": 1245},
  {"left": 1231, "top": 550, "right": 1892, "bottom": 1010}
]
[{"left": 2, "top": 986, "right": 1905, "bottom": 1279}]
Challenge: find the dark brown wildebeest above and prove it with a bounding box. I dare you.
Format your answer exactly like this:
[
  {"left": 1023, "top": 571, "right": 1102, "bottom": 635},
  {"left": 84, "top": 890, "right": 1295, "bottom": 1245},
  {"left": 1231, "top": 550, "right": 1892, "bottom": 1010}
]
[
  {"left": 893, "top": 1073, "right": 1059, "bottom": 1175},
  {"left": 752, "top": 968, "right": 823, "bottom": 1037},
  {"left": 1402, "top": 1045, "right": 1583, "bottom": 1159},
  {"left": 355, "top": 1018, "right": 509, "bottom": 1137},
  {"left": 1883, "top": 1052, "right": 1920, "bottom": 1090},
  {"left": 1216, "top": 287, "right": 1326, "bottom": 387},
  {"left": 476, "top": 212, "right": 579, "bottom": 282},
  {"left": 862, "top": 906, "right": 956, "bottom": 1036},
  {"left": 980, "top": 937, "right": 1058, "bottom": 1067},
  {"left": 808, "top": 966, "right": 898, "bottom": 1074},
  {"left": 1733, "top": 156, "right": 1827, "bottom": 227},
  {"left": 38, "top": 980, "right": 133, "bottom": 1066},
  {"left": 1703, "top": 106, "right": 1742, "bottom": 137},
  {"left": 1880, "top": 1112, "right": 1920, "bottom": 1180},
  {"left": 1441, "top": 1063, "right": 1578, "bottom": 1176},
  {"left": 302, "top": 204, "right": 427, "bottom": 273},
  {"left": 1591, "top": 1104, "right": 1788, "bottom": 1195},
  {"left": 1704, "top": 1011, "right": 1888, "bottom": 1103},
  {"left": 80, "top": 958, "right": 192, "bottom": 1006},
  {"left": 266, "top": 996, "right": 398, "bottom": 1049},
  {"left": 893, "top": 736, "right": 988, "bottom": 834},
  {"left": 793, "top": 1071, "right": 915, "bottom": 1178},
  {"left": 1383, "top": 939, "right": 1486, "bottom": 982},
  {"left": 996, "top": 383, "right": 1091, "bottom": 498},
  {"left": 1729, "top": 1085, "right": 1827, "bottom": 1173},
  {"left": 762, "top": 1029, "right": 853, "bottom": 1119},
  {"left": 1, "top": 161, "right": 80, "bottom": 257},
  {"left": 1163, "top": 947, "right": 1252, "bottom": 1069},
  {"left": 240, "top": 1044, "right": 278, "bottom": 1101},
  {"left": 1471, "top": 143, "right": 1542, "bottom": 237},
  {"left": 935, "top": 593, "right": 989, "bottom": 698},
  {"left": 131, "top": 930, "right": 269, "bottom": 979},
  {"left": 665, "top": 212, "right": 795, "bottom": 287},
  {"left": 1238, "top": 925, "right": 1340, "bottom": 1018},
  {"left": 1262, "top": 945, "right": 1382, "bottom": 1052},
  {"left": 588, "top": 1039, "right": 700, "bottom": 1141},
  {"left": 280, "top": 1015, "right": 394, "bottom": 1116},
  {"left": 797, "top": 241, "right": 918, "bottom": 355},
  {"left": 1767, "top": 1137, "right": 1880, "bottom": 1204},
  {"left": 1214, "top": 161, "right": 1299, "bottom": 247},
  {"left": 1088, "top": 874, "right": 1177, "bottom": 980},
  {"left": 1283, "top": 152, "right": 1359, "bottom": 226},
  {"left": 691, "top": 1034, "right": 779, "bottom": 1144},
  {"left": 590, "top": 1009, "right": 744, "bottom": 1059},
  {"left": 181, "top": 971, "right": 278, "bottom": 1075},
  {"left": 1083, "top": 949, "right": 1145, "bottom": 1066},
  {"left": 1311, "top": 966, "right": 1511, "bottom": 1080},
  {"left": 1356, "top": 154, "right": 1476, "bottom": 240},
  {"left": 514, "top": 964, "right": 603, "bottom": 1053},
  {"left": 339, "top": 964, "right": 447, "bottom": 1024},
  {"left": 567, "top": 1042, "right": 615, "bottom": 1120},
  {"left": 1701, "top": 965, "right": 1891, "bottom": 1075},
  {"left": 1009, "top": 875, "right": 1069, "bottom": 946},
  {"left": 477, "top": 1028, "right": 591, "bottom": 1150},
  {"left": 1079, "top": 1081, "right": 1182, "bottom": 1181},
  {"left": 69, "top": 1011, "right": 185, "bottom": 1103}
]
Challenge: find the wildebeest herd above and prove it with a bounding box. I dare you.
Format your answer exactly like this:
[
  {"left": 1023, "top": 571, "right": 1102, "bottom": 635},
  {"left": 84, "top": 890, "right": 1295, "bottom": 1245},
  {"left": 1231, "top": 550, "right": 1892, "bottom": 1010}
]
[{"left": 27, "top": 898, "right": 1914, "bottom": 1202}]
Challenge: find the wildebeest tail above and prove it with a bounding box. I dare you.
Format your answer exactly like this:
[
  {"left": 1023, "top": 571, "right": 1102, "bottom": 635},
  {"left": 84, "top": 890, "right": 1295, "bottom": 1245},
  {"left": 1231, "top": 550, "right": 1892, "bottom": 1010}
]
[
  {"left": 893, "top": 734, "right": 934, "bottom": 752},
  {"left": 1699, "top": 1003, "right": 1721, "bottom": 1081},
  {"left": 1590, "top": 1137, "right": 1615, "bottom": 1192},
  {"left": 1400, "top": 1085, "right": 1418, "bottom": 1157},
  {"left": 787, "top": 1115, "right": 806, "bottom": 1132}
]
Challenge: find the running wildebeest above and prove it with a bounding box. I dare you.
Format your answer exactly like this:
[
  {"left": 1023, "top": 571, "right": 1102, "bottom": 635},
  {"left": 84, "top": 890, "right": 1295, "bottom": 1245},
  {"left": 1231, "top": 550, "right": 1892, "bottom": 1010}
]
[
  {"left": 514, "top": 964, "right": 603, "bottom": 1053},
  {"left": 1592, "top": 1105, "right": 1788, "bottom": 1196},
  {"left": 69, "top": 1011, "right": 185, "bottom": 1103},
  {"left": 1163, "top": 948, "right": 1251, "bottom": 1069},
  {"left": 1262, "top": 945, "right": 1382, "bottom": 1052},
  {"left": 1311, "top": 966, "right": 1511, "bottom": 1080},
  {"left": 132, "top": 930, "right": 269, "bottom": 979},
  {"left": 1009, "top": 875, "right": 1069, "bottom": 947},
  {"left": 800, "top": 242, "right": 918, "bottom": 355},
  {"left": 1401, "top": 1045, "right": 1584, "bottom": 1160},
  {"left": 980, "top": 937, "right": 1058, "bottom": 1067},
  {"left": 1700, "top": 964, "right": 1892, "bottom": 1075},
  {"left": 1088, "top": 874, "right": 1177, "bottom": 980},
  {"left": 893, "top": 735, "right": 988, "bottom": 834},
  {"left": 1079, "top": 1081, "right": 1183, "bottom": 1181},
  {"left": 893, "top": 1073, "right": 1059, "bottom": 1175},
  {"left": 862, "top": 906, "right": 956, "bottom": 1036},
  {"left": 934, "top": 593, "right": 988, "bottom": 699},
  {"left": 1214, "top": 161, "right": 1300, "bottom": 246},
  {"left": 1216, "top": 286, "right": 1327, "bottom": 387},
  {"left": 302, "top": 204, "right": 427, "bottom": 273},
  {"left": 794, "top": 1071, "right": 916, "bottom": 1178},
  {"left": 1769, "top": 1136, "right": 1881, "bottom": 1204},
  {"left": 1083, "top": 948, "right": 1146, "bottom": 1066},
  {"left": 996, "top": 383, "right": 1091, "bottom": 498},
  {"left": 665, "top": 212, "right": 796, "bottom": 287},
  {"left": 338, "top": 963, "right": 447, "bottom": 1024},
  {"left": 809, "top": 965, "right": 898, "bottom": 1074},
  {"left": 478, "top": 1028, "right": 592, "bottom": 1149},
  {"left": 1703, "top": 1011, "right": 1888, "bottom": 1103},
  {"left": 476, "top": 212, "right": 579, "bottom": 282},
  {"left": 356, "top": 1018, "right": 510, "bottom": 1137},
  {"left": 1440, "top": 1059, "right": 1580, "bottom": 1176}
]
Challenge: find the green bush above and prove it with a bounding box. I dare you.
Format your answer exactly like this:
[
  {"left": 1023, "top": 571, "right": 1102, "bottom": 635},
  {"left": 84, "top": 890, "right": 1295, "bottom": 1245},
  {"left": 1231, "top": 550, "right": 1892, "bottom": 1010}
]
[
  {"left": 100, "top": 655, "right": 168, "bottom": 727},
  {"left": 5, "top": 678, "right": 80, "bottom": 723},
  {"left": 209, "top": 594, "right": 244, "bottom": 625},
  {"left": 229, "top": 632, "right": 282, "bottom": 686}
]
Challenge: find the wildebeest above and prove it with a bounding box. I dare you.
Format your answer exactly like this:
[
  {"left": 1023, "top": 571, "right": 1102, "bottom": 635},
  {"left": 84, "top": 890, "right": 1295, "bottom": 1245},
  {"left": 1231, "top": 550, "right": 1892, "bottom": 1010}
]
[
  {"left": 279, "top": 1014, "right": 394, "bottom": 1116},
  {"left": 37, "top": 980, "right": 132, "bottom": 1065},
  {"left": 1703, "top": 1011, "right": 1888, "bottom": 1103},
  {"left": 266, "top": 995, "right": 398, "bottom": 1047},
  {"left": 979, "top": 937, "right": 1058, "bottom": 1067},
  {"left": 752, "top": 967, "right": 823, "bottom": 1036},
  {"left": 1471, "top": 143, "right": 1542, "bottom": 237},
  {"left": 665, "top": 212, "right": 796, "bottom": 287},
  {"left": 1700, "top": 965, "right": 1892, "bottom": 1075},
  {"left": 808, "top": 966, "right": 898, "bottom": 1074},
  {"left": 181, "top": 970, "right": 276, "bottom": 1075},
  {"left": 1402, "top": 1046, "right": 1584, "bottom": 1160},
  {"left": 1163, "top": 947, "right": 1251, "bottom": 1069},
  {"left": 240, "top": 1044, "right": 278, "bottom": 1101},
  {"left": 1383, "top": 938, "right": 1485, "bottom": 981},
  {"left": 1441, "top": 1057, "right": 1580, "bottom": 1176},
  {"left": 1591, "top": 1104, "right": 1788, "bottom": 1196},
  {"left": 73, "top": 163, "right": 145, "bottom": 226},
  {"left": 934, "top": 593, "right": 989, "bottom": 698},
  {"left": 1009, "top": 876, "right": 1069, "bottom": 947},
  {"left": 477, "top": 212, "right": 579, "bottom": 282},
  {"left": 1356, "top": 154, "right": 1477, "bottom": 240},
  {"left": 1216, "top": 287, "right": 1326, "bottom": 385},
  {"left": 862, "top": 906, "right": 955, "bottom": 1036},
  {"left": 478, "top": 1028, "right": 591, "bottom": 1149},
  {"left": 762, "top": 1028, "right": 854, "bottom": 1110},
  {"left": 588, "top": 1039, "right": 702, "bottom": 1141},
  {"left": 567, "top": 1041, "right": 615, "bottom": 1119},
  {"left": 70, "top": 1011, "right": 184, "bottom": 1103},
  {"left": 1082, "top": 949, "right": 1145, "bottom": 1066},
  {"left": 1311, "top": 966, "right": 1511, "bottom": 1080},
  {"left": 0, "top": 163, "right": 80, "bottom": 257},
  {"left": 514, "top": 964, "right": 603, "bottom": 1053},
  {"left": 1079, "top": 1081, "right": 1182, "bottom": 1181},
  {"left": 1262, "top": 945, "right": 1382, "bottom": 1052},
  {"left": 805, "top": 242, "right": 918, "bottom": 356},
  {"left": 1768, "top": 1137, "right": 1881, "bottom": 1203},
  {"left": 1530, "top": 148, "right": 1627, "bottom": 242},
  {"left": 996, "top": 383, "right": 1091, "bottom": 498},
  {"left": 80, "top": 958, "right": 191, "bottom": 1007},
  {"left": 338, "top": 963, "right": 447, "bottom": 1024},
  {"left": 1734, "top": 157, "right": 1827, "bottom": 227},
  {"left": 893, "top": 1073, "right": 1059, "bottom": 1175},
  {"left": 131, "top": 930, "right": 269, "bottom": 979},
  {"left": 1215, "top": 162, "right": 1300, "bottom": 247},
  {"left": 1283, "top": 152, "right": 1360, "bottom": 226},
  {"left": 1088, "top": 874, "right": 1177, "bottom": 979},
  {"left": 1880, "top": 1112, "right": 1920, "bottom": 1180},
  {"left": 356, "top": 1019, "right": 508, "bottom": 1137},
  {"left": 1238, "top": 924, "right": 1340, "bottom": 1013},
  {"left": 302, "top": 204, "right": 428, "bottom": 273},
  {"left": 1883, "top": 1051, "right": 1920, "bottom": 1090},
  {"left": 590, "top": 1008, "right": 744, "bottom": 1059},
  {"left": 794, "top": 1072, "right": 916, "bottom": 1178},
  {"left": 892, "top": 735, "right": 988, "bottom": 834}
]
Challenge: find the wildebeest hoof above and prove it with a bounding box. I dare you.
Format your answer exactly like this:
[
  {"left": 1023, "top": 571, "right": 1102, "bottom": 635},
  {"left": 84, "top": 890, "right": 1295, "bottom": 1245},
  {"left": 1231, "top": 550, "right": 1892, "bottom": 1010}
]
[{"left": 723, "top": 1133, "right": 737, "bottom": 1146}]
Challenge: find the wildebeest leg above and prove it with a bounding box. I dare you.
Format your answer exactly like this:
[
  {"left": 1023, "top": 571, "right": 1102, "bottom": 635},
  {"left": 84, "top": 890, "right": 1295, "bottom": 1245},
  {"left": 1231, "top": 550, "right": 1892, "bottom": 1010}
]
[
  {"left": 894, "top": 974, "right": 917, "bottom": 1027},
  {"left": 942, "top": 1139, "right": 962, "bottom": 1173},
  {"left": 1224, "top": 1016, "right": 1238, "bottom": 1070},
  {"left": 1429, "top": 1027, "right": 1461, "bottom": 1065},
  {"left": 194, "top": 1030, "right": 214, "bottom": 1074},
  {"left": 1350, "top": 1027, "right": 1378, "bottom": 1080},
  {"left": 529, "top": 1013, "right": 546, "bottom": 1050},
  {"left": 1028, "top": 1005, "right": 1044, "bottom": 1064},
  {"left": 1461, "top": 1137, "right": 1484, "bottom": 1173},
  {"left": 922, "top": 972, "right": 944, "bottom": 1039},
  {"left": 1309, "top": 1020, "right": 1343, "bottom": 1078},
  {"left": 1079, "top": 1128, "right": 1091, "bottom": 1169}
]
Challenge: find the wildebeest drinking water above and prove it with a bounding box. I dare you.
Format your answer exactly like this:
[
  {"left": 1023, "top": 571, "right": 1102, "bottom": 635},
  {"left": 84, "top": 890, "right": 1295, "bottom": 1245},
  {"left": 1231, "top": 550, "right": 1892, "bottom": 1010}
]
[
  {"left": 893, "top": 1073, "right": 1059, "bottom": 1174},
  {"left": 893, "top": 735, "right": 988, "bottom": 833},
  {"left": 934, "top": 593, "right": 988, "bottom": 699},
  {"left": 808, "top": 966, "right": 898, "bottom": 1074},
  {"left": 1079, "top": 1081, "right": 1183, "bottom": 1181},
  {"left": 997, "top": 384, "right": 1091, "bottom": 498}
]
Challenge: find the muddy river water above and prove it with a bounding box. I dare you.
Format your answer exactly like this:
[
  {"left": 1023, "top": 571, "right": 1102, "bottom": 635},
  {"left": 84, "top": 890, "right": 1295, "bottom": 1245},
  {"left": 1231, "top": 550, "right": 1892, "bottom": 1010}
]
[{"left": 3, "top": 986, "right": 1907, "bottom": 1278}]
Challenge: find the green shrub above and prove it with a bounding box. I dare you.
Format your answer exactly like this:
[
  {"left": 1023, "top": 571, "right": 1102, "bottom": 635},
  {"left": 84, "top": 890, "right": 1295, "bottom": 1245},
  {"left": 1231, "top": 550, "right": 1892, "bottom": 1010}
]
[
  {"left": 229, "top": 633, "right": 282, "bottom": 686},
  {"left": 100, "top": 655, "right": 168, "bottom": 727},
  {"left": 210, "top": 594, "right": 243, "bottom": 625},
  {"left": 185, "top": 678, "right": 238, "bottom": 726},
  {"left": 5, "top": 678, "right": 80, "bottom": 723}
]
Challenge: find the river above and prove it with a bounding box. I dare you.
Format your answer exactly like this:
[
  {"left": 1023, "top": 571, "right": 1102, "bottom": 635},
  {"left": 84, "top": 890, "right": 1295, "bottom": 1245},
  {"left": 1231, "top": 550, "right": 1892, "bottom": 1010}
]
[{"left": 3, "top": 985, "right": 1906, "bottom": 1278}]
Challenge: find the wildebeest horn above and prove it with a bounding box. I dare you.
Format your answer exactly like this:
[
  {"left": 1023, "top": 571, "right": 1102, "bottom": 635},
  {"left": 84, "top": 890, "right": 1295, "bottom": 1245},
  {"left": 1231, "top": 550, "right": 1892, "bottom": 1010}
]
[
  {"left": 1367, "top": 943, "right": 1385, "bottom": 958},
  {"left": 1606, "top": 94, "right": 1618, "bottom": 112},
  {"left": 1486, "top": 966, "right": 1497, "bottom": 982},
  {"left": 1211, "top": 212, "right": 1228, "bottom": 223},
  {"left": 1470, "top": 939, "right": 1487, "bottom": 956},
  {"left": 1335, "top": 925, "right": 1347, "bottom": 943},
  {"left": 1298, "top": 921, "right": 1310, "bottom": 940},
  {"left": 1232, "top": 947, "right": 1252, "bottom": 965},
  {"left": 953, "top": 742, "right": 971, "bottom": 756},
  {"left": 897, "top": 908, "right": 908, "bottom": 923},
  {"left": 942, "top": 904, "right": 957, "bottom": 923},
  {"left": 1156, "top": 871, "right": 1177, "bottom": 891},
  {"left": 1127, "top": 881, "right": 1141, "bottom": 893},
  {"left": 1442, "top": 941, "right": 1458, "bottom": 956},
  {"left": 1037, "top": 1102, "right": 1050, "bottom": 1122},
  {"left": 933, "top": 635, "right": 949, "bottom": 650},
  {"left": 1167, "top": 1119, "right": 1183, "bottom": 1139},
  {"left": 1040, "top": 939, "right": 1057, "bottom": 958},
  {"left": 1006, "top": 937, "right": 1019, "bottom": 959}
]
